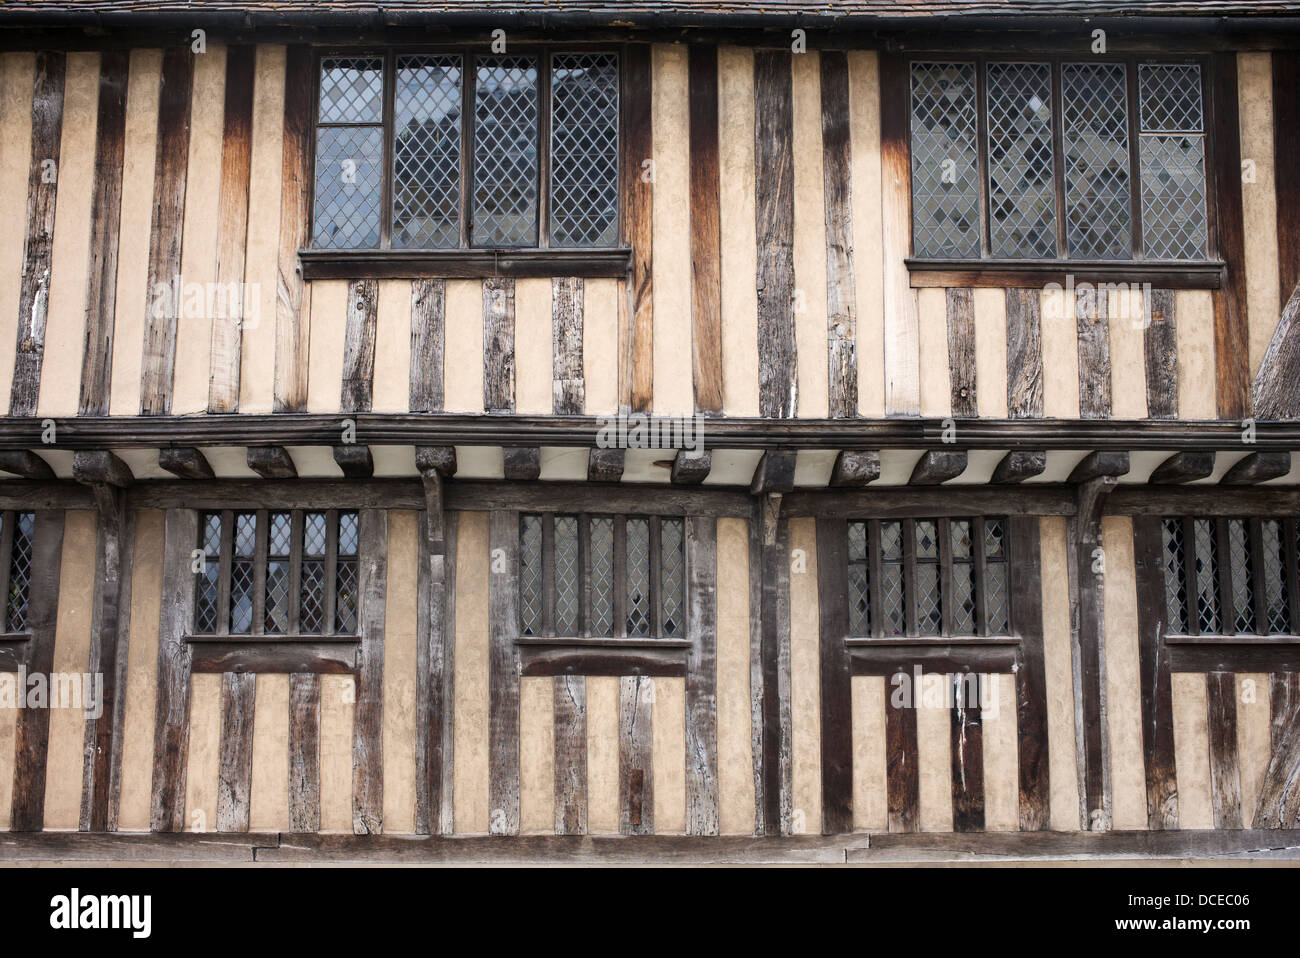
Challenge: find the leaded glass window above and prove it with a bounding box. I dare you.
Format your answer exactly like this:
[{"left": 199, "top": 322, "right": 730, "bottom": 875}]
[
  {"left": 910, "top": 62, "right": 980, "bottom": 258},
  {"left": 0, "top": 512, "right": 35, "bottom": 633}
]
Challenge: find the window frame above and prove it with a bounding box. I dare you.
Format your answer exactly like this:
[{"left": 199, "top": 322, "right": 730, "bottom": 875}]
[
  {"left": 307, "top": 43, "right": 625, "bottom": 256},
  {"left": 902, "top": 51, "right": 1225, "bottom": 283}
]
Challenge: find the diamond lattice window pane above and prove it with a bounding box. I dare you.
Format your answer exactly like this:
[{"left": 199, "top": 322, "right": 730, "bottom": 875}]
[
  {"left": 626, "top": 518, "right": 650, "bottom": 637},
  {"left": 554, "top": 516, "right": 580, "bottom": 635},
  {"left": 984, "top": 519, "right": 1005, "bottom": 559},
  {"left": 881, "top": 521, "right": 903, "bottom": 561},
  {"left": 1194, "top": 518, "right": 1220, "bottom": 633},
  {"left": 882, "top": 564, "right": 905, "bottom": 636},
  {"left": 1261, "top": 519, "right": 1289, "bottom": 634},
  {"left": 589, "top": 517, "right": 614, "bottom": 635},
  {"left": 953, "top": 561, "right": 976, "bottom": 634},
  {"left": 950, "top": 520, "right": 972, "bottom": 560},
  {"left": 338, "top": 513, "right": 359, "bottom": 557},
  {"left": 985, "top": 560, "right": 1010, "bottom": 635},
  {"left": 319, "top": 57, "right": 383, "bottom": 124},
  {"left": 661, "top": 519, "right": 685, "bottom": 637},
  {"left": 1228, "top": 519, "right": 1255, "bottom": 634},
  {"left": 304, "top": 513, "right": 327, "bottom": 557},
  {"left": 910, "top": 62, "right": 980, "bottom": 258},
  {"left": 1161, "top": 518, "right": 1188, "bottom": 634},
  {"left": 473, "top": 56, "right": 539, "bottom": 247},
  {"left": 234, "top": 513, "right": 257, "bottom": 558},
  {"left": 848, "top": 521, "right": 868, "bottom": 563},
  {"left": 551, "top": 52, "right": 619, "bottom": 248},
  {"left": 848, "top": 561, "right": 871, "bottom": 637},
  {"left": 1140, "top": 134, "right": 1206, "bottom": 260},
  {"left": 300, "top": 560, "right": 325, "bottom": 634},
  {"left": 194, "top": 512, "right": 222, "bottom": 634},
  {"left": 335, "top": 560, "right": 358, "bottom": 634},
  {"left": 986, "top": 62, "right": 1057, "bottom": 258},
  {"left": 394, "top": 55, "right": 462, "bottom": 249},
  {"left": 1138, "top": 63, "right": 1203, "bottom": 133},
  {"left": 265, "top": 560, "right": 290, "bottom": 635},
  {"left": 916, "top": 561, "right": 941, "bottom": 636},
  {"left": 519, "top": 515, "right": 543, "bottom": 636},
  {"left": 1062, "top": 63, "right": 1132, "bottom": 259},
  {"left": 314, "top": 126, "right": 383, "bottom": 249},
  {"left": 5, "top": 513, "right": 32, "bottom": 632},
  {"left": 230, "top": 560, "right": 254, "bottom": 634}
]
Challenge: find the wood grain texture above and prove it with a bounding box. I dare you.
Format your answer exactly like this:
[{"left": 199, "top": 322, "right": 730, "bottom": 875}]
[
  {"left": 206, "top": 45, "right": 254, "bottom": 414},
  {"left": 157, "top": 447, "right": 213, "bottom": 480},
  {"left": 1149, "top": 451, "right": 1215, "bottom": 484},
  {"left": 483, "top": 277, "right": 516, "bottom": 414},
  {"left": 1132, "top": 515, "right": 1179, "bottom": 829},
  {"left": 288, "top": 673, "right": 321, "bottom": 832},
  {"left": 991, "top": 451, "right": 1046, "bottom": 484},
  {"left": 689, "top": 45, "right": 723, "bottom": 415},
  {"left": 909, "top": 449, "right": 967, "bottom": 485},
  {"left": 78, "top": 50, "right": 128, "bottom": 416},
  {"left": 1144, "top": 288, "right": 1178, "bottom": 419},
  {"left": 340, "top": 279, "right": 378, "bottom": 413},
  {"left": 489, "top": 510, "right": 521, "bottom": 834},
  {"left": 552, "top": 276, "right": 584, "bottom": 415},
  {"left": 1274, "top": 53, "right": 1300, "bottom": 312},
  {"left": 1005, "top": 289, "right": 1043, "bottom": 419},
  {"left": 685, "top": 515, "right": 719, "bottom": 835},
  {"left": 352, "top": 508, "right": 386, "bottom": 834},
  {"left": 1075, "top": 285, "right": 1111, "bottom": 419},
  {"left": 821, "top": 51, "right": 858, "bottom": 420},
  {"left": 619, "top": 44, "right": 653, "bottom": 413},
  {"left": 554, "top": 674, "right": 587, "bottom": 835},
  {"left": 1253, "top": 279, "right": 1300, "bottom": 420},
  {"left": 1206, "top": 671, "right": 1244, "bottom": 828},
  {"left": 950, "top": 687, "right": 985, "bottom": 833},
  {"left": 880, "top": 53, "right": 919, "bottom": 416},
  {"left": 0, "top": 451, "right": 54, "bottom": 480},
  {"left": 246, "top": 446, "right": 296, "bottom": 479},
  {"left": 415, "top": 501, "right": 454, "bottom": 834},
  {"left": 1009, "top": 515, "right": 1050, "bottom": 831},
  {"left": 757, "top": 500, "right": 793, "bottom": 834},
  {"left": 619, "top": 674, "right": 655, "bottom": 835},
  {"left": 1210, "top": 53, "right": 1251, "bottom": 420},
  {"left": 216, "top": 671, "right": 256, "bottom": 831},
  {"left": 885, "top": 675, "right": 919, "bottom": 833},
  {"left": 816, "top": 517, "right": 852, "bottom": 834},
  {"left": 138, "top": 48, "right": 193, "bottom": 416},
  {"left": 10, "top": 52, "right": 66, "bottom": 417},
  {"left": 671, "top": 450, "right": 711, "bottom": 485},
  {"left": 829, "top": 450, "right": 880, "bottom": 487},
  {"left": 274, "top": 44, "right": 314, "bottom": 413},
  {"left": 409, "top": 278, "right": 446, "bottom": 413},
  {"left": 1221, "top": 452, "right": 1290, "bottom": 484},
  {"left": 1254, "top": 673, "right": 1300, "bottom": 827},
  {"left": 945, "top": 288, "right": 976, "bottom": 417},
  {"left": 8, "top": 511, "right": 65, "bottom": 831},
  {"left": 754, "top": 51, "right": 797, "bottom": 419},
  {"left": 149, "top": 508, "right": 197, "bottom": 832}
]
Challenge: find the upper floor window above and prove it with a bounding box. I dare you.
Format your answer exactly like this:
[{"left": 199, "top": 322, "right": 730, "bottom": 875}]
[
  {"left": 0, "top": 511, "right": 34, "bottom": 633},
  {"left": 313, "top": 50, "right": 620, "bottom": 251},
  {"left": 848, "top": 517, "right": 1010, "bottom": 638},
  {"left": 909, "top": 58, "right": 1209, "bottom": 262},
  {"left": 1161, "top": 517, "right": 1296, "bottom": 637}
]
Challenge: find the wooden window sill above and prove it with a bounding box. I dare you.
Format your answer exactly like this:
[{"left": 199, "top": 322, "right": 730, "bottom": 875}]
[
  {"left": 1165, "top": 634, "right": 1300, "bottom": 645},
  {"left": 299, "top": 247, "right": 632, "bottom": 281},
  {"left": 844, "top": 636, "right": 1019, "bottom": 647},
  {"left": 516, "top": 636, "right": 688, "bottom": 677},
  {"left": 906, "top": 258, "right": 1224, "bottom": 290},
  {"left": 0, "top": 633, "right": 31, "bottom": 643},
  {"left": 185, "top": 634, "right": 360, "bottom": 674},
  {"left": 1165, "top": 634, "right": 1300, "bottom": 672},
  {"left": 185, "top": 634, "right": 360, "bottom": 644}
]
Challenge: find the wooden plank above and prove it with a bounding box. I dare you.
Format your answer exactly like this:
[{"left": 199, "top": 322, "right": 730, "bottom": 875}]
[
  {"left": 1149, "top": 451, "right": 1215, "bottom": 484},
  {"left": 8, "top": 511, "right": 65, "bottom": 830},
  {"left": 78, "top": 50, "right": 129, "bottom": 416},
  {"left": 1221, "top": 452, "right": 1291, "bottom": 485},
  {"left": 1144, "top": 288, "right": 1178, "bottom": 419},
  {"left": 885, "top": 673, "right": 919, "bottom": 833},
  {"left": 689, "top": 45, "right": 723, "bottom": 416},
  {"left": 880, "top": 53, "right": 919, "bottom": 416},
  {"left": 829, "top": 450, "right": 880, "bottom": 487},
  {"left": 945, "top": 288, "right": 976, "bottom": 418},
  {"left": 908, "top": 449, "right": 967, "bottom": 485},
  {"left": 1132, "top": 516, "right": 1179, "bottom": 829},
  {"left": 488, "top": 510, "right": 521, "bottom": 835},
  {"left": 340, "top": 279, "right": 378, "bottom": 414},
  {"left": 552, "top": 276, "right": 585, "bottom": 415},
  {"left": 352, "top": 508, "right": 386, "bottom": 834},
  {"left": 821, "top": 50, "right": 857, "bottom": 420},
  {"left": 619, "top": 44, "right": 653, "bottom": 413},
  {"left": 246, "top": 446, "right": 296, "bottom": 479},
  {"left": 206, "top": 45, "right": 254, "bottom": 414},
  {"left": 815, "top": 516, "right": 852, "bottom": 834},
  {"left": 950, "top": 683, "right": 985, "bottom": 833},
  {"left": 990, "top": 450, "right": 1046, "bottom": 484},
  {"left": 1206, "top": 670, "right": 1244, "bottom": 828},
  {"left": 409, "top": 278, "right": 446, "bottom": 413},
  {"left": 1005, "top": 289, "right": 1043, "bottom": 419},
  {"left": 1252, "top": 280, "right": 1300, "bottom": 420},
  {"left": 586, "top": 447, "right": 624, "bottom": 483},
  {"left": 554, "top": 675, "right": 587, "bottom": 835},
  {"left": 754, "top": 51, "right": 796, "bottom": 420},
  {"left": 0, "top": 451, "right": 55, "bottom": 480},
  {"left": 670, "top": 450, "right": 711, "bottom": 485},
  {"left": 1009, "top": 516, "right": 1050, "bottom": 831},
  {"left": 1210, "top": 53, "right": 1251, "bottom": 420},
  {"left": 483, "top": 277, "right": 516, "bottom": 414},
  {"left": 288, "top": 673, "right": 321, "bottom": 833},
  {"left": 1075, "top": 285, "right": 1111, "bottom": 419},
  {"left": 274, "top": 44, "right": 313, "bottom": 413},
  {"left": 1274, "top": 53, "right": 1300, "bottom": 311},
  {"left": 149, "top": 508, "right": 196, "bottom": 832},
  {"left": 618, "top": 674, "right": 655, "bottom": 835},
  {"left": 138, "top": 48, "right": 193, "bottom": 416},
  {"left": 684, "top": 515, "right": 719, "bottom": 836},
  {"left": 216, "top": 671, "right": 256, "bottom": 831}
]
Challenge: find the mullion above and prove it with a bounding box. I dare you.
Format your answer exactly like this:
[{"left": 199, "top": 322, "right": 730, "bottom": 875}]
[
  {"left": 1050, "top": 59, "right": 1067, "bottom": 258},
  {"left": 288, "top": 510, "right": 304, "bottom": 635},
  {"left": 252, "top": 510, "right": 269, "bottom": 636},
  {"left": 460, "top": 49, "right": 474, "bottom": 249},
  {"left": 380, "top": 51, "right": 395, "bottom": 249},
  {"left": 541, "top": 513, "right": 556, "bottom": 637},
  {"left": 613, "top": 517, "right": 628, "bottom": 638},
  {"left": 972, "top": 517, "right": 989, "bottom": 637},
  {"left": 938, "top": 517, "right": 954, "bottom": 637},
  {"left": 0, "top": 511, "right": 14, "bottom": 633},
  {"left": 1215, "top": 517, "right": 1235, "bottom": 635},
  {"left": 538, "top": 52, "right": 552, "bottom": 249},
  {"left": 1250, "top": 517, "right": 1270, "bottom": 634},
  {"left": 902, "top": 519, "right": 919, "bottom": 637},
  {"left": 217, "top": 510, "right": 234, "bottom": 635},
  {"left": 974, "top": 55, "right": 992, "bottom": 259},
  {"left": 649, "top": 517, "right": 663, "bottom": 638},
  {"left": 1125, "top": 56, "right": 1145, "bottom": 260},
  {"left": 578, "top": 513, "right": 592, "bottom": 637},
  {"left": 324, "top": 509, "right": 339, "bottom": 637},
  {"left": 868, "top": 520, "right": 885, "bottom": 639}
]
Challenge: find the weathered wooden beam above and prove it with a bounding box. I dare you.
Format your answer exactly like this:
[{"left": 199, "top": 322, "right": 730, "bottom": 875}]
[
  {"left": 488, "top": 510, "right": 521, "bottom": 835},
  {"left": 484, "top": 277, "right": 516, "bottom": 414},
  {"left": 1006, "top": 288, "right": 1044, "bottom": 419},
  {"left": 829, "top": 450, "right": 879, "bottom": 487},
  {"left": 216, "top": 671, "right": 256, "bottom": 832},
  {"left": 756, "top": 494, "right": 792, "bottom": 834},
  {"left": 1211, "top": 52, "right": 1251, "bottom": 419},
  {"left": 908, "top": 449, "right": 967, "bottom": 485},
  {"left": 246, "top": 446, "right": 297, "bottom": 479},
  {"left": 990, "top": 450, "right": 1046, "bottom": 484},
  {"left": 1253, "top": 674, "right": 1300, "bottom": 828},
  {"left": 619, "top": 44, "right": 653, "bottom": 413},
  {"left": 946, "top": 288, "right": 976, "bottom": 418},
  {"left": 1075, "top": 285, "right": 1111, "bottom": 419},
  {"left": 950, "top": 685, "right": 985, "bottom": 833},
  {"left": 273, "top": 44, "right": 314, "bottom": 414},
  {"left": 1067, "top": 450, "right": 1130, "bottom": 484},
  {"left": 684, "top": 515, "right": 719, "bottom": 836},
  {"left": 670, "top": 449, "right": 711, "bottom": 485},
  {"left": 340, "top": 279, "right": 379, "bottom": 414},
  {"left": 750, "top": 450, "right": 796, "bottom": 495},
  {"left": 149, "top": 509, "right": 197, "bottom": 832},
  {"left": 690, "top": 45, "right": 723, "bottom": 415},
  {"left": 157, "top": 447, "right": 214, "bottom": 480},
  {"left": 587, "top": 447, "right": 625, "bottom": 483},
  {"left": 1009, "top": 516, "right": 1050, "bottom": 831},
  {"left": 503, "top": 447, "right": 541, "bottom": 481},
  {"left": 1206, "top": 671, "right": 1243, "bottom": 829},
  {"left": 1144, "top": 288, "right": 1178, "bottom": 419},
  {"left": 1252, "top": 281, "right": 1300, "bottom": 420},
  {"left": 1275, "top": 53, "right": 1300, "bottom": 311},
  {"left": 816, "top": 516, "right": 852, "bottom": 834},
  {"left": 352, "top": 509, "right": 386, "bottom": 835},
  {"left": 552, "top": 277, "right": 585, "bottom": 415},
  {"left": 0, "top": 450, "right": 55, "bottom": 479},
  {"left": 414, "top": 445, "right": 457, "bottom": 478},
  {"left": 420, "top": 468, "right": 444, "bottom": 554},
  {"left": 1148, "top": 451, "right": 1215, "bottom": 485},
  {"left": 619, "top": 674, "right": 655, "bottom": 835},
  {"left": 1221, "top": 452, "right": 1291, "bottom": 485},
  {"left": 1133, "top": 516, "right": 1178, "bottom": 829},
  {"left": 332, "top": 445, "right": 374, "bottom": 479},
  {"left": 72, "top": 450, "right": 133, "bottom": 487},
  {"left": 415, "top": 509, "right": 455, "bottom": 835},
  {"left": 821, "top": 50, "right": 858, "bottom": 420},
  {"left": 553, "top": 675, "right": 587, "bottom": 835},
  {"left": 885, "top": 675, "right": 919, "bottom": 833},
  {"left": 409, "top": 279, "right": 446, "bottom": 414},
  {"left": 288, "top": 673, "right": 321, "bottom": 833}
]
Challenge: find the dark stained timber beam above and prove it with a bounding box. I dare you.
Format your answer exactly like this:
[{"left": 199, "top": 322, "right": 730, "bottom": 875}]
[
  {"left": 990, "top": 450, "right": 1046, "bottom": 484},
  {"left": 0, "top": 450, "right": 54, "bottom": 479},
  {"left": 750, "top": 450, "right": 796, "bottom": 495},
  {"left": 246, "top": 446, "right": 297, "bottom": 479},
  {"left": 670, "top": 449, "right": 711, "bottom": 485},
  {"left": 909, "top": 449, "right": 967, "bottom": 485},
  {"left": 414, "top": 445, "right": 457, "bottom": 478},
  {"left": 503, "top": 447, "right": 541, "bottom": 481},
  {"left": 586, "top": 448, "right": 625, "bottom": 483},
  {"left": 157, "top": 447, "right": 213, "bottom": 480},
  {"left": 72, "top": 450, "right": 133, "bottom": 487},
  {"left": 1221, "top": 452, "right": 1291, "bottom": 485},
  {"left": 1210, "top": 52, "right": 1251, "bottom": 420},
  {"left": 829, "top": 450, "right": 880, "bottom": 487},
  {"left": 332, "top": 445, "right": 374, "bottom": 479},
  {"left": 1253, "top": 281, "right": 1300, "bottom": 420},
  {"left": 1148, "top": 451, "right": 1215, "bottom": 485},
  {"left": 1068, "top": 450, "right": 1130, "bottom": 484}
]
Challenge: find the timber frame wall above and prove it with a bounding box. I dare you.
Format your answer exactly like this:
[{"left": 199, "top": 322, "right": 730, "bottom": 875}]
[{"left": 2, "top": 7, "right": 1300, "bottom": 845}]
